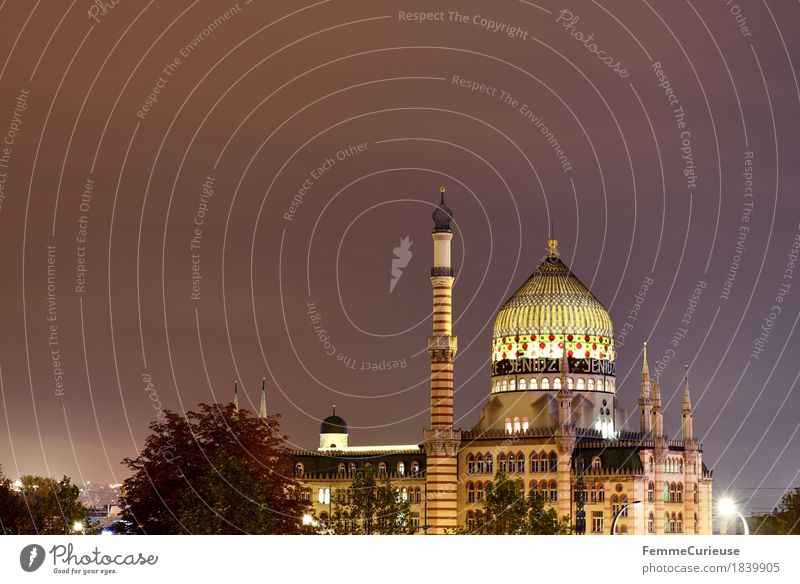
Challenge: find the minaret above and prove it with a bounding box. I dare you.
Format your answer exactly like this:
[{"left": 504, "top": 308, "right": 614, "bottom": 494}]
[
  {"left": 423, "top": 187, "right": 461, "bottom": 534},
  {"left": 639, "top": 343, "right": 653, "bottom": 435},
  {"left": 233, "top": 380, "right": 239, "bottom": 412},
  {"left": 556, "top": 345, "right": 575, "bottom": 520},
  {"left": 259, "top": 377, "right": 268, "bottom": 419},
  {"left": 682, "top": 365, "right": 693, "bottom": 441}
]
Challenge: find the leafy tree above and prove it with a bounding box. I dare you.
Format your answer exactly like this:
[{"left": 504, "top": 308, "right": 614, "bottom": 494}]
[
  {"left": 774, "top": 488, "right": 800, "bottom": 535},
  {"left": 119, "top": 403, "right": 312, "bottom": 534},
  {"left": 458, "top": 471, "right": 571, "bottom": 535},
  {"left": 0, "top": 466, "right": 87, "bottom": 535},
  {"left": 329, "top": 464, "right": 413, "bottom": 534}
]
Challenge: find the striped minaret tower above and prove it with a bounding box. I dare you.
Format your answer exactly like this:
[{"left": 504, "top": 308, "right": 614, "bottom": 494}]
[{"left": 423, "top": 187, "right": 461, "bottom": 534}]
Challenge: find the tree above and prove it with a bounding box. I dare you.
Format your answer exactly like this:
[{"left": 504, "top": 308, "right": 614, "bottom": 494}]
[
  {"left": 0, "top": 465, "right": 87, "bottom": 535},
  {"left": 329, "top": 464, "right": 413, "bottom": 534},
  {"left": 458, "top": 471, "right": 571, "bottom": 535},
  {"left": 119, "top": 403, "right": 312, "bottom": 534},
  {"left": 774, "top": 488, "right": 800, "bottom": 535}
]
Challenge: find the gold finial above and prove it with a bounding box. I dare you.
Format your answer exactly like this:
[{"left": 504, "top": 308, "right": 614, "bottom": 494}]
[
  {"left": 439, "top": 186, "right": 446, "bottom": 193},
  {"left": 547, "top": 238, "right": 558, "bottom": 259}
]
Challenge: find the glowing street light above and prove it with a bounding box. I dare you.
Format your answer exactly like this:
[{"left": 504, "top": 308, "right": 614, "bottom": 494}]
[
  {"left": 718, "top": 497, "right": 749, "bottom": 535},
  {"left": 72, "top": 520, "right": 84, "bottom": 533}
]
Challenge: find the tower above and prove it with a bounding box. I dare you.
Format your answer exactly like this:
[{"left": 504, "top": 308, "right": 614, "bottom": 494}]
[
  {"left": 233, "top": 380, "right": 239, "bottom": 412},
  {"left": 651, "top": 372, "right": 664, "bottom": 438},
  {"left": 556, "top": 343, "right": 575, "bottom": 520},
  {"left": 259, "top": 378, "right": 268, "bottom": 419},
  {"left": 639, "top": 343, "right": 653, "bottom": 436},
  {"left": 682, "top": 365, "right": 693, "bottom": 441},
  {"left": 319, "top": 406, "right": 348, "bottom": 450},
  {"left": 423, "top": 187, "right": 461, "bottom": 534}
]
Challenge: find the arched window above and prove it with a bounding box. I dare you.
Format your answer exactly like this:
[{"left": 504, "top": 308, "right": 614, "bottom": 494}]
[
  {"left": 591, "top": 485, "right": 598, "bottom": 503},
  {"left": 402, "top": 487, "right": 408, "bottom": 502},
  {"left": 501, "top": 379, "right": 508, "bottom": 391},
  {"left": 378, "top": 462, "right": 387, "bottom": 475},
  {"left": 397, "top": 462, "right": 405, "bottom": 476},
  {"left": 549, "top": 480, "right": 558, "bottom": 502},
  {"left": 620, "top": 495, "right": 629, "bottom": 517},
  {"left": 507, "top": 453, "right": 515, "bottom": 473},
  {"left": 337, "top": 463, "right": 346, "bottom": 475},
  {"left": 670, "top": 512, "right": 677, "bottom": 534},
  {"left": 530, "top": 377, "right": 538, "bottom": 390},
  {"left": 597, "top": 483, "right": 605, "bottom": 502},
  {"left": 529, "top": 480, "right": 538, "bottom": 496},
  {"left": 486, "top": 455, "right": 494, "bottom": 473},
  {"left": 540, "top": 451, "right": 548, "bottom": 472},
  {"left": 647, "top": 482, "right": 654, "bottom": 502},
  {"left": 522, "top": 416, "right": 529, "bottom": 432},
  {"left": 669, "top": 482, "right": 677, "bottom": 503},
  {"left": 577, "top": 378, "right": 585, "bottom": 390},
  {"left": 510, "top": 379, "right": 516, "bottom": 391},
  {"left": 541, "top": 377, "right": 550, "bottom": 390},
  {"left": 517, "top": 451, "right": 525, "bottom": 473},
  {"left": 476, "top": 455, "right": 484, "bottom": 474},
  {"left": 588, "top": 378, "right": 595, "bottom": 390},
  {"left": 549, "top": 451, "right": 558, "bottom": 472},
  {"left": 592, "top": 456, "right": 601, "bottom": 471},
  {"left": 553, "top": 377, "right": 561, "bottom": 389},
  {"left": 648, "top": 513, "right": 655, "bottom": 533},
  {"left": 294, "top": 463, "right": 304, "bottom": 477},
  {"left": 676, "top": 483, "right": 683, "bottom": 503},
  {"left": 467, "top": 482, "right": 475, "bottom": 503},
  {"left": 611, "top": 494, "right": 619, "bottom": 517},
  {"left": 664, "top": 512, "right": 670, "bottom": 533},
  {"left": 567, "top": 377, "right": 574, "bottom": 389},
  {"left": 530, "top": 452, "right": 539, "bottom": 473},
  {"left": 519, "top": 378, "right": 527, "bottom": 390},
  {"left": 349, "top": 462, "right": 357, "bottom": 474},
  {"left": 411, "top": 460, "right": 420, "bottom": 474},
  {"left": 498, "top": 454, "right": 506, "bottom": 473},
  {"left": 477, "top": 482, "right": 484, "bottom": 502},
  {"left": 513, "top": 416, "right": 521, "bottom": 433},
  {"left": 663, "top": 482, "right": 670, "bottom": 503},
  {"left": 467, "top": 510, "right": 475, "bottom": 530},
  {"left": 539, "top": 480, "right": 548, "bottom": 495},
  {"left": 677, "top": 512, "right": 683, "bottom": 533},
  {"left": 467, "top": 454, "right": 475, "bottom": 474},
  {"left": 693, "top": 483, "right": 699, "bottom": 504},
  {"left": 504, "top": 418, "right": 513, "bottom": 434},
  {"left": 318, "top": 487, "right": 330, "bottom": 504},
  {"left": 678, "top": 459, "right": 683, "bottom": 473}
]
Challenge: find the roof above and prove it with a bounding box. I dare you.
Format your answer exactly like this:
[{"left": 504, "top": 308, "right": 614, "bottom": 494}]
[{"left": 320, "top": 414, "right": 347, "bottom": 435}]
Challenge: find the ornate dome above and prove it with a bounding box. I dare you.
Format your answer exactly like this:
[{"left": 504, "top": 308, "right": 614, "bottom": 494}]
[
  {"left": 432, "top": 187, "right": 453, "bottom": 233},
  {"left": 491, "top": 240, "right": 615, "bottom": 364}
]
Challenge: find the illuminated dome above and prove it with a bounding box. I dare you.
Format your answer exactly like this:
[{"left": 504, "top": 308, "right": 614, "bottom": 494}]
[{"left": 491, "top": 240, "right": 615, "bottom": 366}]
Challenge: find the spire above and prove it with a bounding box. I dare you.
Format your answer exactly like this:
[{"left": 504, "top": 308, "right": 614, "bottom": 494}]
[
  {"left": 332, "top": 404, "right": 336, "bottom": 417},
  {"left": 641, "top": 342, "right": 650, "bottom": 396},
  {"left": 432, "top": 186, "right": 453, "bottom": 233},
  {"left": 682, "top": 365, "right": 693, "bottom": 441},
  {"left": 547, "top": 238, "right": 558, "bottom": 259},
  {"left": 638, "top": 343, "right": 653, "bottom": 436},
  {"left": 233, "top": 380, "right": 239, "bottom": 412},
  {"left": 259, "top": 377, "right": 267, "bottom": 419},
  {"left": 651, "top": 371, "right": 663, "bottom": 438}
]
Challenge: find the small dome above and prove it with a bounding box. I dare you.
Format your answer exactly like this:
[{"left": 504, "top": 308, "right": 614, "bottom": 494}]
[
  {"left": 320, "top": 414, "right": 347, "bottom": 435},
  {"left": 432, "top": 187, "right": 453, "bottom": 233}
]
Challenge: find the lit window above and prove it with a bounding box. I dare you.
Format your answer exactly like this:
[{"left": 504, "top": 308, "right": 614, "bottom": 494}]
[
  {"left": 508, "top": 453, "right": 516, "bottom": 473},
  {"left": 411, "top": 460, "right": 420, "bottom": 474},
  {"left": 553, "top": 377, "right": 561, "bottom": 390},
  {"left": 510, "top": 378, "right": 516, "bottom": 391},
  {"left": 592, "top": 456, "right": 601, "bottom": 471},
  {"left": 519, "top": 378, "right": 527, "bottom": 390},
  {"left": 592, "top": 511, "right": 604, "bottom": 533},
  {"left": 349, "top": 463, "right": 357, "bottom": 474},
  {"left": 397, "top": 462, "right": 405, "bottom": 476},
  {"left": 567, "top": 377, "right": 574, "bottom": 389},
  {"left": 318, "top": 487, "right": 330, "bottom": 504},
  {"left": 513, "top": 417, "right": 521, "bottom": 433},
  {"left": 498, "top": 454, "right": 506, "bottom": 473},
  {"left": 530, "top": 378, "right": 538, "bottom": 390},
  {"left": 587, "top": 378, "right": 595, "bottom": 390},
  {"left": 576, "top": 378, "right": 585, "bottom": 390},
  {"left": 402, "top": 487, "right": 408, "bottom": 502},
  {"left": 522, "top": 417, "right": 529, "bottom": 432},
  {"left": 378, "top": 462, "right": 387, "bottom": 475},
  {"left": 504, "top": 418, "right": 512, "bottom": 434},
  {"left": 501, "top": 380, "right": 508, "bottom": 392},
  {"left": 541, "top": 378, "right": 549, "bottom": 390}
]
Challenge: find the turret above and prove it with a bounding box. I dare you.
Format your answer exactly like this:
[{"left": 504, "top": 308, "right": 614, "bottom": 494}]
[
  {"left": 259, "top": 378, "right": 268, "bottom": 419},
  {"left": 639, "top": 343, "right": 653, "bottom": 435},
  {"left": 233, "top": 380, "right": 239, "bottom": 412},
  {"left": 319, "top": 406, "right": 348, "bottom": 449},
  {"left": 651, "top": 372, "right": 663, "bottom": 438}
]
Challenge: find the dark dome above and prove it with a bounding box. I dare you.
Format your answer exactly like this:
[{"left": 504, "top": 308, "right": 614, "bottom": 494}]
[
  {"left": 320, "top": 415, "right": 347, "bottom": 435},
  {"left": 432, "top": 187, "right": 453, "bottom": 233}
]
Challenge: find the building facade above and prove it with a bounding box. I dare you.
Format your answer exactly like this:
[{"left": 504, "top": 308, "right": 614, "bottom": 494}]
[{"left": 289, "top": 190, "right": 713, "bottom": 534}]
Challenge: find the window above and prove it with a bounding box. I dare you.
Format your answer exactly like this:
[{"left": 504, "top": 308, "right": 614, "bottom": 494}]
[
  {"left": 567, "top": 377, "right": 574, "bottom": 389},
  {"left": 477, "top": 482, "right": 484, "bottom": 502},
  {"left": 378, "top": 462, "right": 387, "bottom": 474},
  {"left": 467, "top": 510, "right": 475, "bottom": 530},
  {"left": 620, "top": 495, "right": 629, "bottom": 517},
  {"left": 530, "top": 377, "right": 537, "bottom": 390},
  {"left": 663, "top": 482, "right": 670, "bottom": 503},
  {"left": 676, "top": 483, "right": 683, "bottom": 503},
  {"left": 337, "top": 463, "right": 346, "bottom": 475},
  {"left": 539, "top": 480, "right": 548, "bottom": 496},
  {"left": 677, "top": 513, "right": 683, "bottom": 533},
  {"left": 587, "top": 378, "right": 595, "bottom": 390},
  {"left": 397, "top": 462, "right": 405, "bottom": 476},
  {"left": 591, "top": 456, "right": 601, "bottom": 471},
  {"left": 510, "top": 379, "right": 516, "bottom": 391},
  {"left": 415, "top": 487, "right": 422, "bottom": 504},
  {"left": 664, "top": 512, "right": 670, "bottom": 533},
  {"left": 670, "top": 512, "right": 677, "bottom": 534},
  {"left": 411, "top": 512, "right": 420, "bottom": 531},
  {"left": 590, "top": 485, "right": 597, "bottom": 503},
  {"left": 693, "top": 483, "right": 699, "bottom": 504},
  {"left": 519, "top": 378, "right": 527, "bottom": 390},
  {"left": 553, "top": 377, "right": 561, "bottom": 389},
  {"left": 349, "top": 462, "right": 357, "bottom": 474},
  {"left": 529, "top": 480, "right": 538, "bottom": 496},
  {"left": 611, "top": 495, "right": 619, "bottom": 518},
  {"left": 541, "top": 378, "right": 549, "bottom": 390},
  {"left": 592, "top": 511, "right": 604, "bottom": 533},
  {"left": 507, "top": 453, "right": 515, "bottom": 473},
  {"left": 647, "top": 482, "right": 654, "bottom": 502},
  {"left": 517, "top": 451, "right": 525, "bottom": 473},
  {"left": 318, "top": 487, "right": 330, "bottom": 505},
  {"left": 467, "top": 482, "right": 475, "bottom": 503},
  {"left": 597, "top": 484, "right": 605, "bottom": 502},
  {"left": 294, "top": 463, "right": 304, "bottom": 477},
  {"left": 549, "top": 480, "right": 558, "bottom": 502},
  {"left": 411, "top": 460, "right": 420, "bottom": 474},
  {"left": 530, "top": 453, "right": 539, "bottom": 473},
  {"left": 648, "top": 513, "right": 654, "bottom": 533},
  {"left": 498, "top": 454, "right": 506, "bottom": 473},
  {"left": 467, "top": 454, "right": 475, "bottom": 474},
  {"left": 505, "top": 418, "right": 512, "bottom": 434},
  {"left": 402, "top": 487, "right": 408, "bottom": 502},
  {"left": 477, "top": 455, "right": 485, "bottom": 474},
  {"left": 669, "top": 482, "right": 677, "bottom": 503},
  {"left": 501, "top": 380, "right": 508, "bottom": 392},
  {"left": 577, "top": 378, "right": 585, "bottom": 390},
  {"left": 522, "top": 417, "right": 529, "bottom": 432},
  {"left": 549, "top": 452, "right": 558, "bottom": 472},
  {"left": 513, "top": 417, "right": 521, "bottom": 433},
  {"left": 486, "top": 455, "right": 493, "bottom": 474}
]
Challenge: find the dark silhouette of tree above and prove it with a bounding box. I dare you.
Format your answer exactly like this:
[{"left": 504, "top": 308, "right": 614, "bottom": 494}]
[
  {"left": 0, "top": 465, "right": 87, "bottom": 535},
  {"left": 329, "top": 464, "right": 413, "bottom": 534},
  {"left": 458, "top": 471, "right": 571, "bottom": 535},
  {"left": 119, "top": 403, "right": 311, "bottom": 534}
]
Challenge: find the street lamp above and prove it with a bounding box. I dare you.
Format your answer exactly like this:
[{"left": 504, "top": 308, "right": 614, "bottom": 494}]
[
  {"left": 611, "top": 500, "right": 642, "bottom": 535},
  {"left": 719, "top": 498, "right": 749, "bottom": 535},
  {"left": 72, "top": 520, "right": 84, "bottom": 533}
]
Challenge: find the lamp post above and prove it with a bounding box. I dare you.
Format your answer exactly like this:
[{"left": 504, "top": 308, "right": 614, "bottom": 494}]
[
  {"left": 611, "top": 500, "right": 642, "bottom": 535},
  {"left": 719, "top": 498, "right": 749, "bottom": 535}
]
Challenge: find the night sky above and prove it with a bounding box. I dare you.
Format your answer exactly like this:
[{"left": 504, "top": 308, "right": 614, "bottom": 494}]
[{"left": 0, "top": 1, "right": 798, "bottom": 514}]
